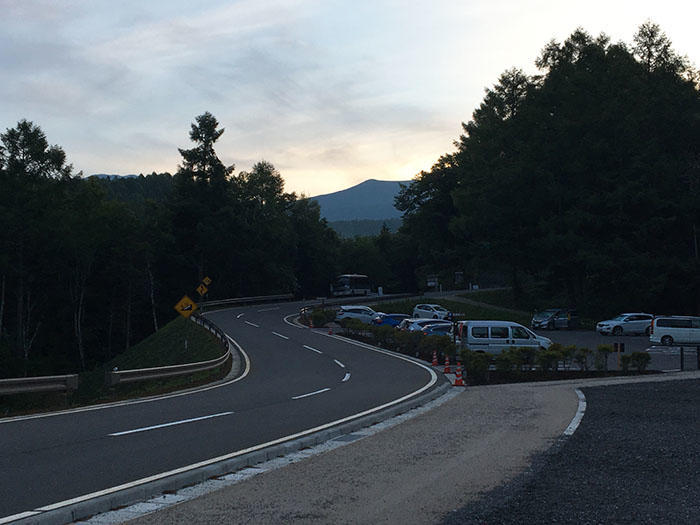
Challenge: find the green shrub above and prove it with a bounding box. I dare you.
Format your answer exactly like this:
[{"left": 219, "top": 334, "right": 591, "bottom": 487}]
[
  {"left": 561, "top": 345, "right": 576, "bottom": 368},
  {"left": 514, "top": 346, "right": 537, "bottom": 370},
  {"left": 311, "top": 309, "right": 335, "bottom": 328},
  {"left": 339, "top": 318, "right": 365, "bottom": 336},
  {"left": 595, "top": 344, "right": 613, "bottom": 371},
  {"left": 395, "top": 330, "right": 424, "bottom": 357},
  {"left": 574, "top": 347, "right": 591, "bottom": 371},
  {"left": 630, "top": 352, "right": 651, "bottom": 372},
  {"left": 460, "top": 349, "right": 490, "bottom": 384},
  {"left": 537, "top": 348, "right": 562, "bottom": 372},
  {"left": 620, "top": 354, "right": 632, "bottom": 372},
  {"left": 370, "top": 325, "right": 396, "bottom": 348}
]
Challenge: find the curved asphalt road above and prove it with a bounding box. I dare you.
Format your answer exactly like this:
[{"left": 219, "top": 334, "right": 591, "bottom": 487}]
[{"left": 0, "top": 301, "right": 441, "bottom": 521}]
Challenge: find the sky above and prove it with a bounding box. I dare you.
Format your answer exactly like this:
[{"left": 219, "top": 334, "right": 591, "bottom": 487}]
[{"left": 1, "top": 1, "right": 698, "bottom": 196}]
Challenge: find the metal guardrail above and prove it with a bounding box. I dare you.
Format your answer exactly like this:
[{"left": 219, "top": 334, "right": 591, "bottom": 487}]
[
  {"left": 199, "top": 294, "right": 294, "bottom": 310},
  {"left": 106, "top": 315, "right": 232, "bottom": 387},
  {"left": 0, "top": 374, "right": 79, "bottom": 395}
]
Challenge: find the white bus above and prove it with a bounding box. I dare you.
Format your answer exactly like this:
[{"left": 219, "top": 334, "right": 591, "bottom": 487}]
[{"left": 330, "top": 274, "right": 371, "bottom": 297}]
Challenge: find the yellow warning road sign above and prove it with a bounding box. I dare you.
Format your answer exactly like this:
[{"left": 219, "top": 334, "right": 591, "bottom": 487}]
[
  {"left": 174, "top": 295, "right": 198, "bottom": 318},
  {"left": 202, "top": 276, "right": 212, "bottom": 286},
  {"left": 196, "top": 284, "right": 208, "bottom": 296}
]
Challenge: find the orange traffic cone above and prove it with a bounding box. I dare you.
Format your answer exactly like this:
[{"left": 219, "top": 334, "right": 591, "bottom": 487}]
[
  {"left": 444, "top": 355, "right": 451, "bottom": 374},
  {"left": 328, "top": 325, "right": 333, "bottom": 335},
  {"left": 432, "top": 350, "right": 438, "bottom": 367},
  {"left": 454, "top": 362, "right": 465, "bottom": 386}
]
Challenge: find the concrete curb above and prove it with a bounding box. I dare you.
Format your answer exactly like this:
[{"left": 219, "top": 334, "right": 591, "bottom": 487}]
[{"left": 12, "top": 380, "right": 451, "bottom": 525}]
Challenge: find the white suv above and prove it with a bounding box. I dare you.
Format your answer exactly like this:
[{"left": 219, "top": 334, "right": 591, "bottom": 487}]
[
  {"left": 596, "top": 313, "right": 653, "bottom": 336},
  {"left": 412, "top": 304, "right": 452, "bottom": 320},
  {"left": 335, "top": 305, "right": 379, "bottom": 324}
]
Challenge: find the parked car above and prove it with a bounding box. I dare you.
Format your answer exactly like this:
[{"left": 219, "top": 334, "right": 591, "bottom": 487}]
[
  {"left": 421, "top": 323, "right": 453, "bottom": 337},
  {"left": 452, "top": 320, "right": 552, "bottom": 353},
  {"left": 398, "top": 318, "right": 451, "bottom": 332},
  {"left": 596, "top": 313, "right": 654, "bottom": 336},
  {"left": 412, "top": 304, "right": 452, "bottom": 320},
  {"left": 649, "top": 315, "right": 700, "bottom": 346},
  {"left": 335, "top": 305, "right": 379, "bottom": 324},
  {"left": 530, "top": 308, "right": 579, "bottom": 330},
  {"left": 372, "top": 313, "right": 410, "bottom": 327}
]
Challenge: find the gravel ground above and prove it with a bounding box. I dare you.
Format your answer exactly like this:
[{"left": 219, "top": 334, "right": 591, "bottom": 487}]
[
  {"left": 126, "top": 382, "right": 577, "bottom": 524},
  {"left": 443, "top": 378, "right": 700, "bottom": 524}
]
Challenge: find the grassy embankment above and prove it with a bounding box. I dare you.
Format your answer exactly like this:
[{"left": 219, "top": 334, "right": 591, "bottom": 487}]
[{"left": 1, "top": 316, "right": 229, "bottom": 418}]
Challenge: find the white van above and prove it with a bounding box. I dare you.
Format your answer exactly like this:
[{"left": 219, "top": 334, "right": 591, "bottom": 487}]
[
  {"left": 649, "top": 316, "right": 700, "bottom": 346},
  {"left": 452, "top": 320, "right": 552, "bottom": 353}
]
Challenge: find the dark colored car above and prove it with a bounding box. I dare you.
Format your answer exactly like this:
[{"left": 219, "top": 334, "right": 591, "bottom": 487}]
[
  {"left": 372, "top": 313, "right": 410, "bottom": 327},
  {"left": 531, "top": 308, "right": 579, "bottom": 330}
]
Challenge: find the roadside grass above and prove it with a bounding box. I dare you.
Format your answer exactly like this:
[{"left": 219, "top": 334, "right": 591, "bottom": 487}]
[
  {"left": 370, "top": 297, "right": 532, "bottom": 326},
  {"left": 1, "top": 316, "right": 229, "bottom": 418},
  {"left": 463, "top": 288, "right": 597, "bottom": 330}
]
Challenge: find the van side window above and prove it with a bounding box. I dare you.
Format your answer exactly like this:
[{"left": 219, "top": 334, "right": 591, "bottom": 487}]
[
  {"left": 490, "top": 327, "right": 509, "bottom": 338},
  {"left": 512, "top": 327, "right": 530, "bottom": 339},
  {"left": 472, "top": 327, "right": 488, "bottom": 338}
]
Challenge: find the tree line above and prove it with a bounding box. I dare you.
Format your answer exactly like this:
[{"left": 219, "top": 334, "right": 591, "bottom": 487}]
[
  {"left": 2, "top": 21, "right": 698, "bottom": 377},
  {"left": 0, "top": 113, "right": 411, "bottom": 377},
  {"left": 396, "top": 22, "right": 700, "bottom": 316}
]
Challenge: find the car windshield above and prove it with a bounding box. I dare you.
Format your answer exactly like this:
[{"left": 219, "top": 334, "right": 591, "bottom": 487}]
[{"left": 534, "top": 310, "right": 558, "bottom": 319}]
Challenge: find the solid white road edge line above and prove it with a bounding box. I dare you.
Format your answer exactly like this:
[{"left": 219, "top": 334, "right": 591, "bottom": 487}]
[
  {"left": 17, "top": 338, "right": 437, "bottom": 519},
  {"left": 272, "top": 332, "right": 289, "bottom": 340},
  {"left": 342, "top": 373, "right": 351, "bottom": 382},
  {"left": 291, "top": 388, "right": 331, "bottom": 400},
  {"left": 303, "top": 345, "right": 322, "bottom": 354},
  {"left": 283, "top": 313, "right": 306, "bottom": 329},
  {"left": 245, "top": 321, "right": 260, "bottom": 328},
  {"left": 563, "top": 388, "right": 586, "bottom": 436},
  {"left": 0, "top": 337, "right": 251, "bottom": 425},
  {"left": 109, "top": 412, "right": 234, "bottom": 437},
  {"left": 333, "top": 359, "right": 345, "bottom": 368}
]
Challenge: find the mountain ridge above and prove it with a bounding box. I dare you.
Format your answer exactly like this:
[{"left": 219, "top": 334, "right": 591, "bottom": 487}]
[{"left": 310, "top": 178, "right": 408, "bottom": 222}]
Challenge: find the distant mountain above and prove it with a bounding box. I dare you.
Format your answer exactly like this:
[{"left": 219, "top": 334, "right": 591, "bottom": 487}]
[
  {"left": 88, "top": 173, "right": 139, "bottom": 180},
  {"left": 310, "top": 179, "right": 408, "bottom": 222}
]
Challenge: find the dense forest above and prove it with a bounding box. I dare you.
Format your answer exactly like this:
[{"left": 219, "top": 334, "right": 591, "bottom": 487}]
[
  {"left": 1, "top": 22, "right": 698, "bottom": 377},
  {"left": 0, "top": 114, "right": 405, "bottom": 377},
  {"left": 396, "top": 22, "right": 700, "bottom": 315}
]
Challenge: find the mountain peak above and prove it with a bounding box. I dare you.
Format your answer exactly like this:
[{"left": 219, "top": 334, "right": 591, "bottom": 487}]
[{"left": 310, "top": 179, "right": 409, "bottom": 221}]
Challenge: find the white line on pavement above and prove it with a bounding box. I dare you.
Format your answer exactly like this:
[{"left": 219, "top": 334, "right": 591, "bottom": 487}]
[
  {"left": 236, "top": 313, "right": 244, "bottom": 319},
  {"left": 258, "top": 307, "right": 280, "bottom": 312},
  {"left": 292, "top": 388, "right": 331, "bottom": 400},
  {"left": 109, "top": 412, "right": 234, "bottom": 437},
  {"left": 303, "top": 345, "right": 323, "bottom": 354},
  {"left": 333, "top": 359, "right": 345, "bottom": 368},
  {"left": 342, "top": 373, "right": 351, "bottom": 382},
  {"left": 272, "top": 332, "right": 289, "bottom": 340},
  {"left": 245, "top": 321, "right": 259, "bottom": 328},
  {"left": 563, "top": 389, "right": 586, "bottom": 436}
]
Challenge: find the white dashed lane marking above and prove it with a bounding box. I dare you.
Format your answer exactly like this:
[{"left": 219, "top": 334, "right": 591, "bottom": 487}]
[
  {"left": 292, "top": 388, "right": 331, "bottom": 400},
  {"left": 109, "top": 412, "right": 234, "bottom": 437}
]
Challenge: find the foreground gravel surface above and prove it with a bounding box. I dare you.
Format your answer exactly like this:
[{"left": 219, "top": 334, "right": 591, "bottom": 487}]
[
  {"left": 126, "top": 383, "right": 577, "bottom": 524},
  {"left": 444, "top": 378, "right": 700, "bottom": 524}
]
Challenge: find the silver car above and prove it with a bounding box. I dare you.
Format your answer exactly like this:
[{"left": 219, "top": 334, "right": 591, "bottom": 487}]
[{"left": 596, "top": 313, "right": 653, "bottom": 336}]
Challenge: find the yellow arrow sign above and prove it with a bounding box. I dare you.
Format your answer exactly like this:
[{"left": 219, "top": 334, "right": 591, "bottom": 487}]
[
  {"left": 196, "top": 284, "right": 208, "bottom": 296},
  {"left": 174, "top": 295, "right": 198, "bottom": 318}
]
